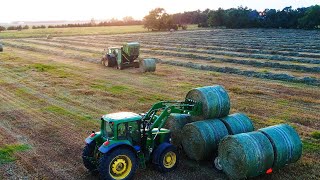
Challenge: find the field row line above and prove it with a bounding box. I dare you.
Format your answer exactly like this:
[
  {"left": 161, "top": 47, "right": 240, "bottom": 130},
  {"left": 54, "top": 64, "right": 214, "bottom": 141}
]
[
  {"left": 89, "top": 35, "right": 320, "bottom": 52},
  {"left": 23, "top": 39, "right": 320, "bottom": 73},
  {"left": 4, "top": 41, "right": 320, "bottom": 86},
  {"left": 62, "top": 37, "right": 320, "bottom": 63}
]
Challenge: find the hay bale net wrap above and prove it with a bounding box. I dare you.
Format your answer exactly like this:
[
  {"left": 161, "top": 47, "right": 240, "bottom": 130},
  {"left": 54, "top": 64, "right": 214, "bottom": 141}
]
[
  {"left": 259, "top": 124, "right": 302, "bottom": 169},
  {"left": 220, "top": 113, "right": 254, "bottom": 135},
  {"left": 181, "top": 119, "right": 229, "bottom": 161},
  {"left": 218, "top": 132, "right": 274, "bottom": 179},
  {"left": 0, "top": 44, "right": 3, "bottom": 52},
  {"left": 141, "top": 58, "right": 156, "bottom": 72},
  {"left": 186, "top": 85, "right": 230, "bottom": 119},
  {"left": 164, "top": 113, "right": 192, "bottom": 146}
]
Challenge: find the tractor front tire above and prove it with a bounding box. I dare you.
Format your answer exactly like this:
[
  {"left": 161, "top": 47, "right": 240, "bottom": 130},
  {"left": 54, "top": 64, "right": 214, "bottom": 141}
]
[
  {"left": 117, "top": 63, "right": 124, "bottom": 70},
  {"left": 82, "top": 142, "right": 98, "bottom": 172},
  {"left": 99, "top": 148, "right": 137, "bottom": 180},
  {"left": 153, "top": 143, "right": 179, "bottom": 173}
]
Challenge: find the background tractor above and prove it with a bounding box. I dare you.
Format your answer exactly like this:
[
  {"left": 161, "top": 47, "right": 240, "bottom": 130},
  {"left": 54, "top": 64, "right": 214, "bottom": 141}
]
[
  {"left": 101, "top": 42, "right": 156, "bottom": 72},
  {"left": 82, "top": 99, "right": 202, "bottom": 180}
]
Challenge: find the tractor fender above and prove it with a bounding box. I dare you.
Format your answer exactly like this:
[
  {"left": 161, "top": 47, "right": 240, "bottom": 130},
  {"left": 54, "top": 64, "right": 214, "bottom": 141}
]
[
  {"left": 85, "top": 133, "right": 101, "bottom": 145},
  {"left": 98, "top": 142, "right": 135, "bottom": 154},
  {"left": 152, "top": 142, "right": 175, "bottom": 165}
]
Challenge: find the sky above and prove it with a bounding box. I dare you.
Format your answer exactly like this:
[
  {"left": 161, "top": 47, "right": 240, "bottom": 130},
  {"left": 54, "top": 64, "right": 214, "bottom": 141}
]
[{"left": 1, "top": 0, "right": 319, "bottom": 23}]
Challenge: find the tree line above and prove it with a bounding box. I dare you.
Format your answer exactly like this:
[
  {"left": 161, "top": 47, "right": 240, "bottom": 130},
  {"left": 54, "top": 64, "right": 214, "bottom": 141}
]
[
  {"left": 0, "top": 17, "right": 142, "bottom": 32},
  {"left": 143, "top": 5, "right": 320, "bottom": 30},
  {"left": 1, "top": 5, "right": 319, "bottom": 32}
]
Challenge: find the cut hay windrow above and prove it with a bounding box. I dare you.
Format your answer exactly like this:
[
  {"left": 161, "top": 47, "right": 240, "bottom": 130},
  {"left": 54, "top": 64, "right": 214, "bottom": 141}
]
[
  {"left": 186, "top": 85, "right": 230, "bottom": 119},
  {"left": 218, "top": 131, "right": 274, "bottom": 179},
  {"left": 3, "top": 42, "right": 99, "bottom": 64},
  {"left": 259, "top": 124, "right": 302, "bottom": 169},
  {"left": 181, "top": 119, "right": 229, "bottom": 161},
  {"left": 220, "top": 113, "right": 254, "bottom": 135},
  {"left": 143, "top": 49, "right": 320, "bottom": 68},
  {"left": 5, "top": 41, "right": 320, "bottom": 86},
  {"left": 162, "top": 59, "right": 320, "bottom": 86}
]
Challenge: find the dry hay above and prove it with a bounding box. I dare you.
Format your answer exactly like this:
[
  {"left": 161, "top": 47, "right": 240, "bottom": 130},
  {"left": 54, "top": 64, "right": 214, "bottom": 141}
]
[{"left": 164, "top": 114, "right": 192, "bottom": 146}]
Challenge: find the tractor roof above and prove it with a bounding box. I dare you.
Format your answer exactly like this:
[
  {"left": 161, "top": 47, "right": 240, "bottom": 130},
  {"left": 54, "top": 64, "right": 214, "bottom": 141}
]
[{"left": 102, "top": 112, "right": 142, "bottom": 123}]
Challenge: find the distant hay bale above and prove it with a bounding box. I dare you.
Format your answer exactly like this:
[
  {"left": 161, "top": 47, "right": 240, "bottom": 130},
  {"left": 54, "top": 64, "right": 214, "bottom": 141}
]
[
  {"left": 46, "top": 34, "right": 53, "bottom": 39},
  {"left": 140, "top": 59, "right": 156, "bottom": 72},
  {"left": 164, "top": 114, "right": 192, "bottom": 146},
  {"left": 170, "top": 29, "right": 175, "bottom": 32}
]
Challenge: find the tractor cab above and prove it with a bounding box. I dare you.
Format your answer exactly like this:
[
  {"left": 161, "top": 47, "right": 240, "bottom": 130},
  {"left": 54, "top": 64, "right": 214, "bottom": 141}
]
[{"left": 101, "top": 112, "right": 142, "bottom": 144}]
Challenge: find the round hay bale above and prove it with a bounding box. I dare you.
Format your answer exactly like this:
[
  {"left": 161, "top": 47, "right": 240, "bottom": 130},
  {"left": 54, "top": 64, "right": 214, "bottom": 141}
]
[
  {"left": 46, "top": 34, "right": 53, "bottom": 39},
  {"left": 259, "top": 124, "right": 302, "bottom": 169},
  {"left": 218, "top": 131, "right": 274, "bottom": 179},
  {"left": 186, "top": 85, "right": 230, "bottom": 119},
  {"left": 165, "top": 114, "right": 192, "bottom": 146},
  {"left": 181, "top": 119, "right": 229, "bottom": 161},
  {"left": 140, "top": 59, "right": 156, "bottom": 72},
  {"left": 220, "top": 113, "right": 254, "bottom": 135},
  {"left": 0, "top": 44, "right": 3, "bottom": 52}
]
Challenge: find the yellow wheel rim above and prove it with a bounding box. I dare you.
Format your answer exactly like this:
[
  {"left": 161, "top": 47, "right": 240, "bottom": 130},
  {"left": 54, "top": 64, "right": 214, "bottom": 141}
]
[
  {"left": 109, "top": 155, "right": 132, "bottom": 179},
  {"left": 163, "top": 151, "right": 177, "bottom": 169}
]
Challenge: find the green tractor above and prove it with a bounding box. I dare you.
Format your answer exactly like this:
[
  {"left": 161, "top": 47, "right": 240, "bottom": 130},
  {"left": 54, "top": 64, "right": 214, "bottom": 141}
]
[
  {"left": 101, "top": 42, "right": 156, "bottom": 72},
  {"left": 82, "top": 100, "right": 202, "bottom": 180}
]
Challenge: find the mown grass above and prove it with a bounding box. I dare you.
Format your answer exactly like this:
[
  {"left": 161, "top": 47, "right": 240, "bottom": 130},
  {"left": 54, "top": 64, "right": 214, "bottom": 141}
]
[
  {"left": 303, "top": 140, "right": 320, "bottom": 154},
  {"left": 0, "top": 24, "right": 199, "bottom": 39},
  {"left": 43, "top": 105, "right": 94, "bottom": 122},
  {"left": 311, "top": 131, "right": 320, "bottom": 139},
  {"left": 0, "top": 144, "right": 30, "bottom": 165},
  {"left": 0, "top": 25, "right": 146, "bottom": 39}
]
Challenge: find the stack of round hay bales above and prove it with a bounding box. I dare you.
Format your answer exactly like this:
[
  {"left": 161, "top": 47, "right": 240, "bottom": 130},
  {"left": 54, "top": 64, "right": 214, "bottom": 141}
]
[
  {"left": 217, "top": 124, "right": 302, "bottom": 179},
  {"left": 0, "top": 44, "right": 3, "bottom": 52},
  {"left": 181, "top": 113, "right": 254, "bottom": 161},
  {"left": 219, "top": 113, "right": 254, "bottom": 135},
  {"left": 140, "top": 59, "right": 156, "bottom": 72},
  {"left": 259, "top": 124, "right": 302, "bottom": 169},
  {"left": 186, "top": 85, "right": 230, "bottom": 120},
  {"left": 217, "top": 131, "right": 274, "bottom": 179},
  {"left": 164, "top": 114, "right": 192, "bottom": 146},
  {"left": 182, "top": 119, "right": 228, "bottom": 160}
]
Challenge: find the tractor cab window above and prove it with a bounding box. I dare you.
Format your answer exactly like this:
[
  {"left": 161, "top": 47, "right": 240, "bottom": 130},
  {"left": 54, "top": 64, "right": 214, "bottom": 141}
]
[
  {"left": 101, "top": 121, "right": 113, "bottom": 138},
  {"left": 117, "top": 122, "right": 141, "bottom": 145},
  {"left": 117, "top": 123, "right": 128, "bottom": 140}
]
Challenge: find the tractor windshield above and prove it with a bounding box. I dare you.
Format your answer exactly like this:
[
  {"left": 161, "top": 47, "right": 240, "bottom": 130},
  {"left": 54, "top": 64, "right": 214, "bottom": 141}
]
[{"left": 101, "top": 121, "right": 114, "bottom": 138}]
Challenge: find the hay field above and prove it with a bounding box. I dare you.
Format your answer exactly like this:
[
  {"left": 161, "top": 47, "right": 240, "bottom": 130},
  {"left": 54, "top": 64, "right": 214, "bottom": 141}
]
[{"left": 0, "top": 28, "right": 319, "bottom": 179}]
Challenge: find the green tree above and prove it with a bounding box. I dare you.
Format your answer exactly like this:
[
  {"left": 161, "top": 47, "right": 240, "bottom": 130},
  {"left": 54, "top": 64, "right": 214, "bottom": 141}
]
[
  {"left": 298, "top": 5, "right": 320, "bottom": 29},
  {"left": 208, "top": 8, "right": 225, "bottom": 27},
  {"left": 143, "top": 8, "right": 174, "bottom": 31},
  {"left": 0, "top": 26, "right": 6, "bottom": 32}
]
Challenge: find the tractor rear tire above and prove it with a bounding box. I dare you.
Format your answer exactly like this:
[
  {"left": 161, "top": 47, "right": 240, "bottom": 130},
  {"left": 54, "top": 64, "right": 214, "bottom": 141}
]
[
  {"left": 133, "top": 62, "right": 140, "bottom": 68},
  {"left": 101, "top": 57, "right": 106, "bottom": 66},
  {"left": 99, "top": 148, "right": 137, "bottom": 180},
  {"left": 153, "top": 143, "right": 179, "bottom": 173},
  {"left": 82, "top": 141, "right": 98, "bottom": 172}
]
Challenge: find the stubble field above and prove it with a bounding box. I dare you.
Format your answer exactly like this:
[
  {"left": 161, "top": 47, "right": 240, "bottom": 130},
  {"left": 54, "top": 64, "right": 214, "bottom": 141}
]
[{"left": 0, "top": 27, "right": 319, "bottom": 179}]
